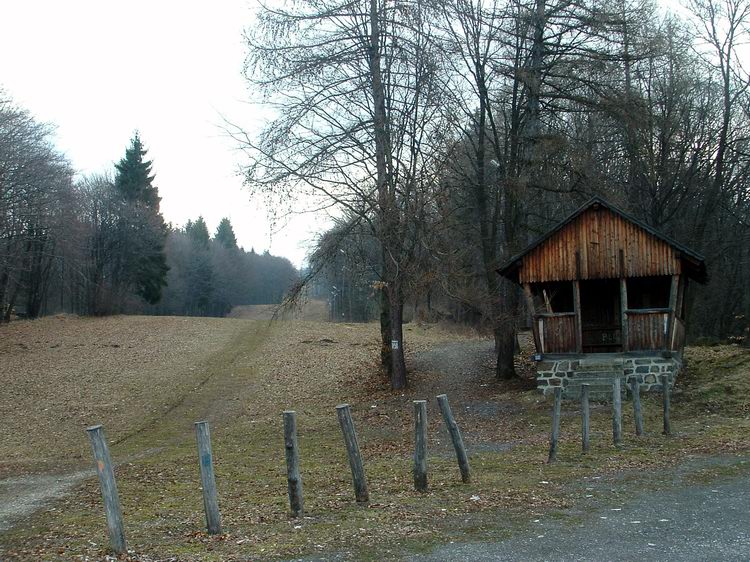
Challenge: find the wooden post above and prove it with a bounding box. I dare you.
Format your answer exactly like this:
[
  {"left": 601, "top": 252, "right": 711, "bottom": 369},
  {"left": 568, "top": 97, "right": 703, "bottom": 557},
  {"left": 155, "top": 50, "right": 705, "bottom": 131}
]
[
  {"left": 548, "top": 387, "right": 562, "bottom": 463},
  {"left": 523, "top": 283, "right": 541, "bottom": 352},
  {"left": 661, "top": 374, "right": 671, "bottom": 436},
  {"left": 413, "top": 400, "right": 428, "bottom": 492},
  {"left": 612, "top": 378, "right": 622, "bottom": 445},
  {"left": 573, "top": 280, "right": 582, "bottom": 353},
  {"left": 194, "top": 421, "right": 222, "bottom": 535},
  {"left": 667, "top": 274, "right": 680, "bottom": 349},
  {"left": 620, "top": 278, "right": 629, "bottom": 351},
  {"left": 336, "top": 404, "right": 369, "bottom": 502},
  {"left": 581, "top": 383, "right": 590, "bottom": 452},
  {"left": 630, "top": 379, "right": 644, "bottom": 436},
  {"left": 436, "top": 394, "right": 470, "bottom": 483},
  {"left": 283, "top": 411, "right": 304, "bottom": 517},
  {"left": 86, "top": 425, "right": 126, "bottom": 554}
]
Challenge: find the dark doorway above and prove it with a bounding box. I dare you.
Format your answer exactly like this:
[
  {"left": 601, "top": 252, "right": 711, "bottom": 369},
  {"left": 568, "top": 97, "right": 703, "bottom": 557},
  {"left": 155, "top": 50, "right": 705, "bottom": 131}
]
[{"left": 580, "top": 279, "right": 622, "bottom": 352}]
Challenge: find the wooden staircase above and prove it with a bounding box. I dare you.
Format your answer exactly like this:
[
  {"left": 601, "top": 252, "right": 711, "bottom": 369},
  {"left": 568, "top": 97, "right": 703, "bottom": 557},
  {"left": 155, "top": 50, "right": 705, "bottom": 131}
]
[{"left": 564, "top": 357, "right": 625, "bottom": 400}]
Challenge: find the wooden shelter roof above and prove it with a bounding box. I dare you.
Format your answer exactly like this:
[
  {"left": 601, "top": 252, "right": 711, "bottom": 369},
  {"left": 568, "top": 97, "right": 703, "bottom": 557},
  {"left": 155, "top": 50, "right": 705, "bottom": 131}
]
[{"left": 497, "top": 197, "right": 707, "bottom": 284}]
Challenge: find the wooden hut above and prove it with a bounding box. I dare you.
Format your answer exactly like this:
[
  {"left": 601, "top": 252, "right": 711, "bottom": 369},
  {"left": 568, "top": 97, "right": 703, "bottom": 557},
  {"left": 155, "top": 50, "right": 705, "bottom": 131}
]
[{"left": 498, "top": 197, "right": 707, "bottom": 398}]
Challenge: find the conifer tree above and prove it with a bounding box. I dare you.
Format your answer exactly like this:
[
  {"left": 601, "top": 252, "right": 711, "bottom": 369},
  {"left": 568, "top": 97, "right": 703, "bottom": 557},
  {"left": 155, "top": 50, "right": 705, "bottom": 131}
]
[
  {"left": 214, "top": 218, "right": 238, "bottom": 250},
  {"left": 185, "top": 216, "right": 210, "bottom": 248},
  {"left": 113, "top": 133, "right": 168, "bottom": 304}
]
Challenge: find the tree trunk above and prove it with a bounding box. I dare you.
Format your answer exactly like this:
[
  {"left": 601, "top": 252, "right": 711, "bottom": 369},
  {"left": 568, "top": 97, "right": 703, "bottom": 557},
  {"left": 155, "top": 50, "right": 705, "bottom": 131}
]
[
  {"left": 389, "top": 286, "right": 407, "bottom": 390},
  {"left": 380, "top": 283, "right": 392, "bottom": 375},
  {"left": 495, "top": 324, "right": 516, "bottom": 379}
]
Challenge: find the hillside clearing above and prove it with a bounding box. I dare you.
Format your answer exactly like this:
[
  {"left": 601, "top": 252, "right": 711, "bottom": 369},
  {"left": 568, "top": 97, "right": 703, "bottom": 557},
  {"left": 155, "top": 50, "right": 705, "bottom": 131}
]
[{"left": 0, "top": 315, "right": 749, "bottom": 560}]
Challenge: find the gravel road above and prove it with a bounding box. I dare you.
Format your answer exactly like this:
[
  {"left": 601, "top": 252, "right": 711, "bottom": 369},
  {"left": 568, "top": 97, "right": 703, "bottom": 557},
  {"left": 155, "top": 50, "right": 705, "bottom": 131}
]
[{"left": 414, "top": 457, "right": 750, "bottom": 561}]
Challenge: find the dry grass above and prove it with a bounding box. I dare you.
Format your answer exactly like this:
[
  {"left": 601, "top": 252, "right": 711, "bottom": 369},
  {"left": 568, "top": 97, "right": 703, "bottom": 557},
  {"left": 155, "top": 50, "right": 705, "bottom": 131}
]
[
  {"left": 0, "top": 315, "right": 250, "bottom": 478},
  {"left": 1, "top": 316, "right": 749, "bottom": 561}
]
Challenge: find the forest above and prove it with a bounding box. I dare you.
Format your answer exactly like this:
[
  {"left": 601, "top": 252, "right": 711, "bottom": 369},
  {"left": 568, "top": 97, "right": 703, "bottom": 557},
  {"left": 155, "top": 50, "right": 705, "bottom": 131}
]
[
  {"left": 241, "top": 0, "right": 750, "bottom": 388},
  {"left": 0, "top": 96, "right": 298, "bottom": 320}
]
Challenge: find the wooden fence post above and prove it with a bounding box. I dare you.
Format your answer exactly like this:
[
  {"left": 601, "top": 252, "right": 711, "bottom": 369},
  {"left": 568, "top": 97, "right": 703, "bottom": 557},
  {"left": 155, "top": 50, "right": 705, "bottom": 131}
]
[
  {"left": 283, "top": 411, "right": 304, "bottom": 517},
  {"left": 436, "top": 394, "right": 470, "bottom": 483},
  {"left": 86, "top": 425, "right": 126, "bottom": 555},
  {"left": 581, "top": 384, "right": 590, "bottom": 452},
  {"left": 612, "top": 378, "right": 622, "bottom": 445},
  {"left": 336, "top": 404, "right": 369, "bottom": 502},
  {"left": 548, "top": 387, "right": 562, "bottom": 463},
  {"left": 413, "top": 400, "right": 428, "bottom": 492},
  {"left": 194, "top": 421, "right": 222, "bottom": 535},
  {"left": 631, "top": 379, "right": 644, "bottom": 436},
  {"left": 661, "top": 374, "right": 671, "bottom": 436}
]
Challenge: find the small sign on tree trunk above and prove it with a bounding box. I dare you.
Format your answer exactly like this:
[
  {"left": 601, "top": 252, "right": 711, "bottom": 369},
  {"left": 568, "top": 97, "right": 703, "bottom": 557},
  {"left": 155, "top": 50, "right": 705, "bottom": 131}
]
[{"left": 391, "top": 340, "right": 399, "bottom": 350}]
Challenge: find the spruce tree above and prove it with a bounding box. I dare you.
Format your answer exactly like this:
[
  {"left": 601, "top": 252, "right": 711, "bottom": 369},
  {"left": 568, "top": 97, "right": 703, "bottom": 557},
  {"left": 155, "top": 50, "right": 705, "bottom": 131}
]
[
  {"left": 214, "top": 218, "right": 238, "bottom": 250},
  {"left": 113, "top": 133, "right": 168, "bottom": 305},
  {"left": 185, "top": 216, "right": 210, "bottom": 248},
  {"left": 115, "top": 132, "right": 160, "bottom": 208}
]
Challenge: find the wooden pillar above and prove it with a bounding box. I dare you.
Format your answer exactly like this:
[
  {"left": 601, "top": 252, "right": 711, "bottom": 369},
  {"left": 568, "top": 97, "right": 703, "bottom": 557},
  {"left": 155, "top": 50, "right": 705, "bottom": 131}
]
[
  {"left": 620, "top": 278, "right": 629, "bottom": 352},
  {"left": 523, "top": 283, "right": 541, "bottom": 353},
  {"left": 667, "top": 274, "right": 680, "bottom": 350},
  {"left": 573, "top": 280, "right": 582, "bottom": 353}
]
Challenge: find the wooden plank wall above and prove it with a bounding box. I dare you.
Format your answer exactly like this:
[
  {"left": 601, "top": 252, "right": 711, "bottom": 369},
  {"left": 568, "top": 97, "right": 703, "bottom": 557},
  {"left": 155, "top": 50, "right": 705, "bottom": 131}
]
[
  {"left": 627, "top": 312, "right": 668, "bottom": 351},
  {"left": 520, "top": 207, "right": 682, "bottom": 283},
  {"left": 541, "top": 314, "right": 577, "bottom": 353}
]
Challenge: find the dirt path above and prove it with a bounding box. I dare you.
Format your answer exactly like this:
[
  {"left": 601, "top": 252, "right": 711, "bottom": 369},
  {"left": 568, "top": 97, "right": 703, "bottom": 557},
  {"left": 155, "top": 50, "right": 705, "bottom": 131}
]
[{"left": 0, "top": 315, "right": 269, "bottom": 534}]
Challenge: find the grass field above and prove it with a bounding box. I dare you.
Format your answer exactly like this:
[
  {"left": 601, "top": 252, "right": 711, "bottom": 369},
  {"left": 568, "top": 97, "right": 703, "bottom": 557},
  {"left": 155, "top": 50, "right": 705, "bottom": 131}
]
[{"left": 1, "top": 310, "right": 749, "bottom": 560}]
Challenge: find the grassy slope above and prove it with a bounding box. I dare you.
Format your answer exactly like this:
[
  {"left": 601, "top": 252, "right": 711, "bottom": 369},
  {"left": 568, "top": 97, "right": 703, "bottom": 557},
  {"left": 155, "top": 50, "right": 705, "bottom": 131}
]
[{"left": 1, "top": 317, "right": 749, "bottom": 561}]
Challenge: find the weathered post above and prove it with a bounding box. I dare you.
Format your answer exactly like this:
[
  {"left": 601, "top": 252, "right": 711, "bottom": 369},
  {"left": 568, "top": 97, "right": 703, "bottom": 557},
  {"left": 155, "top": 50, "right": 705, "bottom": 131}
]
[
  {"left": 631, "top": 379, "right": 644, "bottom": 436},
  {"left": 661, "top": 374, "right": 671, "bottom": 436},
  {"left": 413, "top": 400, "right": 428, "bottom": 492},
  {"left": 436, "top": 394, "right": 470, "bottom": 483},
  {"left": 86, "top": 425, "right": 126, "bottom": 555},
  {"left": 548, "top": 387, "right": 562, "bottom": 463},
  {"left": 612, "top": 378, "right": 622, "bottom": 445},
  {"left": 283, "top": 411, "right": 304, "bottom": 517},
  {"left": 336, "top": 404, "right": 369, "bottom": 502},
  {"left": 194, "top": 421, "right": 222, "bottom": 535},
  {"left": 581, "top": 384, "right": 590, "bottom": 452}
]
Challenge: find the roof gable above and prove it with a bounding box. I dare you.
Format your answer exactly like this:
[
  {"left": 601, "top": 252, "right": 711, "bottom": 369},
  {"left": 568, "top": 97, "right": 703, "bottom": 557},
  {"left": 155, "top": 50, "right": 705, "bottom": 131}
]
[{"left": 498, "top": 197, "right": 707, "bottom": 284}]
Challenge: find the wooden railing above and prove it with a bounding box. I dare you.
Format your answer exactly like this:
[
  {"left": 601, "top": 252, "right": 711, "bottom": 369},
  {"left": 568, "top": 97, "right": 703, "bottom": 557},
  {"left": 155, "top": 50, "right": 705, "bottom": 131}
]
[
  {"left": 626, "top": 309, "right": 669, "bottom": 351},
  {"left": 538, "top": 313, "right": 577, "bottom": 353}
]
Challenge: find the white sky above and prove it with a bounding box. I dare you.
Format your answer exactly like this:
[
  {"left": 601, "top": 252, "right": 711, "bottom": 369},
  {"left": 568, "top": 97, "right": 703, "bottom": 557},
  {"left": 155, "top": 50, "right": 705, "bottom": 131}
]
[{"left": 0, "top": 0, "right": 326, "bottom": 267}]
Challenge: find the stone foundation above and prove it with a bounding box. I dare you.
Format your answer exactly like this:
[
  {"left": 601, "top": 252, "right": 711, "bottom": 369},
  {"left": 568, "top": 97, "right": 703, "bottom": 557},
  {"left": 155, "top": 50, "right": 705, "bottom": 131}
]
[{"left": 536, "top": 355, "right": 681, "bottom": 397}]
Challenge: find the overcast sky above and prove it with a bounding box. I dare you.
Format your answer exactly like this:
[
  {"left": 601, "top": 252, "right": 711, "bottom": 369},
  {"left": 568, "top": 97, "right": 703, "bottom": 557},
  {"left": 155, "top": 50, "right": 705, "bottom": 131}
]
[{"left": 0, "top": 0, "right": 325, "bottom": 267}]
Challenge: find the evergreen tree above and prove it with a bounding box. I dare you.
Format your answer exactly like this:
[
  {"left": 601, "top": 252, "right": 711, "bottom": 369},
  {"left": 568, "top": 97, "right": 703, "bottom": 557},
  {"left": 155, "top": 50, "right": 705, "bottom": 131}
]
[
  {"left": 113, "top": 133, "right": 168, "bottom": 305},
  {"left": 114, "top": 132, "right": 160, "bottom": 208},
  {"left": 185, "top": 216, "right": 210, "bottom": 248},
  {"left": 214, "top": 217, "right": 238, "bottom": 250}
]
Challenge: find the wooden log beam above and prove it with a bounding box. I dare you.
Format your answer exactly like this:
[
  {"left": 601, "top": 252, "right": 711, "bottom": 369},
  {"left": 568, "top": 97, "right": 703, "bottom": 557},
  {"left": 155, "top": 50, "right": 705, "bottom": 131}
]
[
  {"left": 581, "top": 384, "right": 590, "bottom": 452},
  {"left": 283, "top": 411, "right": 304, "bottom": 517},
  {"left": 668, "top": 274, "right": 680, "bottom": 350},
  {"left": 548, "top": 387, "right": 562, "bottom": 463},
  {"left": 612, "top": 378, "right": 622, "bottom": 445},
  {"left": 437, "top": 394, "right": 470, "bottom": 483},
  {"left": 86, "top": 425, "right": 126, "bottom": 554},
  {"left": 194, "top": 421, "right": 222, "bottom": 535},
  {"left": 631, "top": 380, "right": 644, "bottom": 436},
  {"left": 573, "top": 280, "right": 582, "bottom": 353},
  {"left": 413, "top": 400, "right": 428, "bottom": 492},
  {"left": 336, "top": 404, "right": 369, "bottom": 502},
  {"left": 620, "top": 278, "right": 629, "bottom": 351},
  {"left": 661, "top": 374, "right": 672, "bottom": 436}
]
